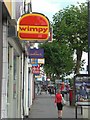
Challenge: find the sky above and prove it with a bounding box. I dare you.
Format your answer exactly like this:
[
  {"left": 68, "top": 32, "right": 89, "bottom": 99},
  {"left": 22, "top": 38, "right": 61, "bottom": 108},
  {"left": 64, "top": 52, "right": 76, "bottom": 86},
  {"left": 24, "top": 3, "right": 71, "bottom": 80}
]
[
  {"left": 32, "top": 0, "right": 87, "bottom": 22},
  {"left": 32, "top": 0, "right": 88, "bottom": 73}
]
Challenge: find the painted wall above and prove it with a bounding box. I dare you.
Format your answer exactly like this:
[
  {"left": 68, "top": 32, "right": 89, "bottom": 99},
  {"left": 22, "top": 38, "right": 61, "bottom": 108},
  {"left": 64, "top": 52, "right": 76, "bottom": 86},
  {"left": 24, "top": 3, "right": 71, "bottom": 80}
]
[
  {"left": 3, "top": 0, "right": 23, "bottom": 20},
  {"left": 3, "top": 0, "right": 12, "bottom": 16}
]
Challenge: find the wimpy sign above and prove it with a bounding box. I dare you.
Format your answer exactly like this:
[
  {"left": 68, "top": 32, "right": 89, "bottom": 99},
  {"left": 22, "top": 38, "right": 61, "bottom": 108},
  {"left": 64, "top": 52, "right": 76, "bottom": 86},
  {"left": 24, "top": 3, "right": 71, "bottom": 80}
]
[{"left": 17, "top": 13, "right": 50, "bottom": 41}]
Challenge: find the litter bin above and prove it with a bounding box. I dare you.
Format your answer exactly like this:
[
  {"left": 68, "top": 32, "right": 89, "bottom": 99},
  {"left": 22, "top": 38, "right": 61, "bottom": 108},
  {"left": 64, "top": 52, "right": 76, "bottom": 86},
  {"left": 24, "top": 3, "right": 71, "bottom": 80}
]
[{"left": 69, "top": 89, "right": 73, "bottom": 106}]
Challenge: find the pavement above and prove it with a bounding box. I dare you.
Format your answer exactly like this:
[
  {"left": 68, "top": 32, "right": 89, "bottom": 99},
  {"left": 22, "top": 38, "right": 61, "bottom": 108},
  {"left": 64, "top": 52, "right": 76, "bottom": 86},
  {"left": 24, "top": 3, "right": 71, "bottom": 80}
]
[{"left": 29, "top": 92, "right": 83, "bottom": 119}]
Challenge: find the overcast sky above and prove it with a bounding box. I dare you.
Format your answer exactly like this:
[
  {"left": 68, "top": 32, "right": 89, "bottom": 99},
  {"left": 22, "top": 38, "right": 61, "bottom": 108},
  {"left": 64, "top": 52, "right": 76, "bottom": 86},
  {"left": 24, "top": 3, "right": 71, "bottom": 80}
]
[
  {"left": 32, "top": 0, "right": 88, "bottom": 73},
  {"left": 32, "top": 0, "right": 87, "bottom": 22}
]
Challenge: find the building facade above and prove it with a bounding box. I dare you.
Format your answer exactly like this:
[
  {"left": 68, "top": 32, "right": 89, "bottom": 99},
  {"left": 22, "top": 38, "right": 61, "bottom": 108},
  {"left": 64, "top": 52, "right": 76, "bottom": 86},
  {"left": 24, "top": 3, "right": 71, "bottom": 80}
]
[{"left": 0, "top": 0, "right": 35, "bottom": 118}]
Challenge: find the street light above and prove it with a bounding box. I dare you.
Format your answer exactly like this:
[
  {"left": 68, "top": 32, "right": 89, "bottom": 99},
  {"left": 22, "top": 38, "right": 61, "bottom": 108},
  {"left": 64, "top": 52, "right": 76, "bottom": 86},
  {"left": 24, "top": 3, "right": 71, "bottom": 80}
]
[{"left": 88, "top": 0, "right": 90, "bottom": 74}]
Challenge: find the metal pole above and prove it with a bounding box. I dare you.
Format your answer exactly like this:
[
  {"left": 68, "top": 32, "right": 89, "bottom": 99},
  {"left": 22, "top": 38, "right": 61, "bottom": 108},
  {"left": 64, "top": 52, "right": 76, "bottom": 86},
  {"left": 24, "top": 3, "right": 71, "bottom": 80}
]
[
  {"left": 24, "top": 0, "right": 26, "bottom": 13},
  {"left": 27, "top": 0, "right": 32, "bottom": 13},
  {"left": 0, "top": 1, "right": 3, "bottom": 119},
  {"left": 88, "top": 0, "right": 90, "bottom": 74},
  {"left": 30, "top": 0, "right": 32, "bottom": 13}
]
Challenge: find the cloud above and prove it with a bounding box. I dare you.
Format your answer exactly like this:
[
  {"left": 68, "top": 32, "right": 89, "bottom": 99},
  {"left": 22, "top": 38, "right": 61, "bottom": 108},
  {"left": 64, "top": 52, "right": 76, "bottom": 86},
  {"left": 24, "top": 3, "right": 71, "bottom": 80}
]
[
  {"left": 32, "top": 0, "right": 87, "bottom": 21},
  {"left": 32, "top": 0, "right": 62, "bottom": 21},
  {"left": 32, "top": 0, "right": 60, "bottom": 13}
]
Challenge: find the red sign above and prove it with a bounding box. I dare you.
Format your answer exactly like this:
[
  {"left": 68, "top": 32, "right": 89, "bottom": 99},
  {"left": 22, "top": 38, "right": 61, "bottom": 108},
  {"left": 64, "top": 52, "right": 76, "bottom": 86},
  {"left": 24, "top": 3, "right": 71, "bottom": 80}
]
[
  {"left": 17, "top": 13, "right": 50, "bottom": 41},
  {"left": 48, "top": 27, "right": 53, "bottom": 42},
  {"left": 32, "top": 65, "right": 40, "bottom": 74}
]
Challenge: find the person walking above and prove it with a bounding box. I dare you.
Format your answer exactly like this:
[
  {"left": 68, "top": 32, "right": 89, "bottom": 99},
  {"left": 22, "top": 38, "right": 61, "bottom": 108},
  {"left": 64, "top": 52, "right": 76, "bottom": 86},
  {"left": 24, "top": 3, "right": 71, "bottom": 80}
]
[
  {"left": 55, "top": 89, "right": 64, "bottom": 119},
  {"left": 60, "top": 82, "right": 65, "bottom": 97}
]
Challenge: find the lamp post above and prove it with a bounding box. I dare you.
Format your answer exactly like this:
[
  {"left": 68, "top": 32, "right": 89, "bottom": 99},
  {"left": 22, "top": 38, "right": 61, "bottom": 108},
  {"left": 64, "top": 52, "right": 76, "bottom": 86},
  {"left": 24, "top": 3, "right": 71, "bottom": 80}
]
[
  {"left": 88, "top": 1, "right": 90, "bottom": 119},
  {"left": 88, "top": 0, "right": 90, "bottom": 74},
  {"left": 0, "top": 1, "right": 2, "bottom": 119}
]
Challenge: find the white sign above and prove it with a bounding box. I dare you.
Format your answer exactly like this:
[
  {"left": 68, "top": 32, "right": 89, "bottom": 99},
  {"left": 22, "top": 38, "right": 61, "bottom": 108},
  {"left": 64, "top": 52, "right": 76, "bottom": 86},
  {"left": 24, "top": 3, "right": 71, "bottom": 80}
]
[
  {"left": 55, "top": 79, "right": 62, "bottom": 84},
  {"left": 38, "top": 58, "right": 45, "bottom": 64}
]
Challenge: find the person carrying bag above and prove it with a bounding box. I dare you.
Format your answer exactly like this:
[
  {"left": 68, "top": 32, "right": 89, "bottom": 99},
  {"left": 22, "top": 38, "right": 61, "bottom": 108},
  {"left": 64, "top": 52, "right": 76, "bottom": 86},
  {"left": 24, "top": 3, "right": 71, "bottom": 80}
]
[
  {"left": 55, "top": 89, "right": 66, "bottom": 119},
  {"left": 62, "top": 95, "right": 66, "bottom": 105}
]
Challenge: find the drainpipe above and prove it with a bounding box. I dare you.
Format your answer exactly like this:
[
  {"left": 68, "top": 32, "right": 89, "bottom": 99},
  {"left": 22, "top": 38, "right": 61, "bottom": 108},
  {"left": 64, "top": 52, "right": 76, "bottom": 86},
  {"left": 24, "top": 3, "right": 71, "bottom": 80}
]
[{"left": 0, "top": 1, "right": 3, "bottom": 119}]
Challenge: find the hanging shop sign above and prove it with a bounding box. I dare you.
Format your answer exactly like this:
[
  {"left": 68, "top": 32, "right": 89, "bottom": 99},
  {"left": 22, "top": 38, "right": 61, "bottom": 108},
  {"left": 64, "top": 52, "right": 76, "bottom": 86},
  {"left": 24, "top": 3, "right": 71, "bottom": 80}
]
[
  {"left": 17, "top": 13, "right": 50, "bottom": 41},
  {"left": 35, "top": 75, "right": 41, "bottom": 78},
  {"left": 30, "top": 58, "right": 38, "bottom": 66},
  {"left": 48, "top": 27, "right": 53, "bottom": 42},
  {"left": 30, "top": 58, "right": 45, "bottom": 65},
  {"left": 28, "top": 48, "right": 44, "bottom": 58},
  {"left": 32, "top": 65, "right": 40, "bottom": 74},
  {"left": 38, "top": 58, "right": 45, "bottom": 64}
]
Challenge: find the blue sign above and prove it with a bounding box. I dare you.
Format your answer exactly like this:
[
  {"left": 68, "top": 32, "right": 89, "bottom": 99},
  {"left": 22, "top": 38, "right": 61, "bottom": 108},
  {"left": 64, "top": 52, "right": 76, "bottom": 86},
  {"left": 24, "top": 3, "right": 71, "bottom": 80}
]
[
  {"left": 30, "top": 58, "right": 38, "bottom": 66},
  {"left": 28, "top": 48, "right": 44, "bottom": 58}
]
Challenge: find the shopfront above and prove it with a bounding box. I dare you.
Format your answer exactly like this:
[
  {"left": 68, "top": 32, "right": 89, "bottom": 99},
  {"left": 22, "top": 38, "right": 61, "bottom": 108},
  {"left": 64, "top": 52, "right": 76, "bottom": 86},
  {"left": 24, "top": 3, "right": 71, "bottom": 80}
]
[
  {"left": 7, "top": 39, "right": 24, "bottom": 118},
  {"left": 1, "top": 1, "right": 24, "bottom": 118}
]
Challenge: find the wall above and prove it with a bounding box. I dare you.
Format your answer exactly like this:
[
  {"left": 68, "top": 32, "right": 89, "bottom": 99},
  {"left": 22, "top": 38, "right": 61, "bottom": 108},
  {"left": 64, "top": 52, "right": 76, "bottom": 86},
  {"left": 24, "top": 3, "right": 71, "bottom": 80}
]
[{"left": 3, "top": 0, "right": 12, "bottom": 16}]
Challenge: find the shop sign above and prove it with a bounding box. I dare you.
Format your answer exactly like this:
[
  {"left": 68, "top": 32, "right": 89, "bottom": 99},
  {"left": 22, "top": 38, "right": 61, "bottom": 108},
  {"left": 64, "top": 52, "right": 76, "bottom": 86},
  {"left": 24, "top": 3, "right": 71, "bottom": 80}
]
[
  {"left": 30, "top": 58, "right": 45, "bottom": 66},
  {"left": 35, "top": 75, "right": 41, "bottom": 78},
  {"left": 55, "top": 79, "right": 62, "bottom": 84},
  {"left": 28, "top": 48, "right": 44, "bottom": 58},
  {"left": 48, "top": 27, "right": 53, "bottom": 42},
  {"left": 30, "top": 58, "right": 38, "bottom": 66},
  {"left": 30, "top": 58, "right": 38, "bottom": 64},
  {"left": 17, "top": 13, "right": 50, "bottom": 41},
  {"left": 32, "top": 65, "right": 40, "bottom": 74},
  {"left": 38, "top": 58, "right": 45, "bottom": 64},
  {"left": 36, "top": 78, "right": 42, "bottom": 81}
]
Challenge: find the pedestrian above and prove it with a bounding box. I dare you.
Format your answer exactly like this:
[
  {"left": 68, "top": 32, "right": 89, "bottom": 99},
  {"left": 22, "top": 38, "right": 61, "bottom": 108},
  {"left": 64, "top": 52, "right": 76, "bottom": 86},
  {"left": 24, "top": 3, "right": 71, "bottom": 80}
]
[
  {"left": 79, "top": 85, "right": 87, "bottom": 100},
  {"left": 60, "top": 82, "right": 65, "bottom": 97},
  {"left": 54, "top": 86, "right": 57, "bottom": 95},
  {"left": 55, "top": 89, "right": 64, "bottom": 119}
]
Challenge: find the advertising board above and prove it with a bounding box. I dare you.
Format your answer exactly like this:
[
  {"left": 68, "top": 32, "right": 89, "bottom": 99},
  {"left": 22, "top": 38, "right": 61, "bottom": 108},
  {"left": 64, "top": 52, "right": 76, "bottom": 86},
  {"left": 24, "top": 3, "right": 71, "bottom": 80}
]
[{"left": 74, "top": 74, "right": 90, "bottom": 102}]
